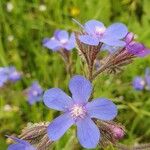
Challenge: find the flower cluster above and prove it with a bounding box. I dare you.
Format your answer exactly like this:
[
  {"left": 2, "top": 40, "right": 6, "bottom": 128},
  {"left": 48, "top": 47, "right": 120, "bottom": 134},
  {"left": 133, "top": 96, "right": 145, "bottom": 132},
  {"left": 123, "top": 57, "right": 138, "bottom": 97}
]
[
  {"left": 7, "top": 19, "right": 150, "bottom": 150},
  {"left": 133, "top": 68, "right": 150, "bottom": 91},
  {"left": 0, "top": 66, "right": 21, "bottom": 87},
  {"left": 74, "top": 20, "right": 150, "bottom": 79}
]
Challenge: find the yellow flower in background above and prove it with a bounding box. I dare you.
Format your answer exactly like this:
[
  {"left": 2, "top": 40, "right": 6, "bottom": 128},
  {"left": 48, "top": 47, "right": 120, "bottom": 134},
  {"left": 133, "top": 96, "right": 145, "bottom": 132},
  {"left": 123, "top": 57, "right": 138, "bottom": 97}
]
[{"left": 69, "top": 6, "right": 80, "bottom": 17}]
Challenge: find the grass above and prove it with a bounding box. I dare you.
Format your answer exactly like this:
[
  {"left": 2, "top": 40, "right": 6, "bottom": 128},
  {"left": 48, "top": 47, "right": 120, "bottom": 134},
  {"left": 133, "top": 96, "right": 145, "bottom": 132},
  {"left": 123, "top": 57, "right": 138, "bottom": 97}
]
[{"left": 0, "top": 0, "right": 150, "bottom": 149}]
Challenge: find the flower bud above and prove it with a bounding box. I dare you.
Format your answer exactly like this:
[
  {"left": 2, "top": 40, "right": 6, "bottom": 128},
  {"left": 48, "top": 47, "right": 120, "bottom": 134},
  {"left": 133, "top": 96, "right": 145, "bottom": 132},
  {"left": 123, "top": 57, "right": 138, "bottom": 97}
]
[{"left": 109, "top": 125, "right": 125, "bottom": 140}]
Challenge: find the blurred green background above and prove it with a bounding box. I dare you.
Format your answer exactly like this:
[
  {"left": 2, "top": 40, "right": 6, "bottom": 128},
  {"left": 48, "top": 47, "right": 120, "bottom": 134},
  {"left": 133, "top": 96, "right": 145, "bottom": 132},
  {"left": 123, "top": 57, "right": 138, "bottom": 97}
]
[{"left": 0, "top": 0, "right": 150, "bottom": 149}]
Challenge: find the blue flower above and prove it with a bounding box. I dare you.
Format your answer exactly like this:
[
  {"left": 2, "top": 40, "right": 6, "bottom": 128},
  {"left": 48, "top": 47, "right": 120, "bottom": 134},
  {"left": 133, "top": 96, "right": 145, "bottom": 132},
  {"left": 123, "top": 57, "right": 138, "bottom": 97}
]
[
  {"left": 43, "top": 30, "right": 75, "bottom": 51},
  {"left": 26, "top": 81, "right": 43, "bottom": 105},
  {"left": 132, "top": 76, "right": 145, "bottom": 90},
  {"left": 8, "top": 66, "right": 21, "bottom": 82},
  {"left": 79, "top": 20, "right": 128, "bottom": 47},
  {"left": 7, "top": 136, "right": 35, "bottom": 150},
  {"left": 43, "top": 75, "right": 117, "bottom": 149}
]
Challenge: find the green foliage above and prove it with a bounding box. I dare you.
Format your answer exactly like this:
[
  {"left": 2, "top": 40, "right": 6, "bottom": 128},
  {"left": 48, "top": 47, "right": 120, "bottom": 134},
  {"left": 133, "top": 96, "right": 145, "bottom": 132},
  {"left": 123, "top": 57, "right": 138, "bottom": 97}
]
[{"left": 0, "top": 0, "right": 150, "bottom": 149}]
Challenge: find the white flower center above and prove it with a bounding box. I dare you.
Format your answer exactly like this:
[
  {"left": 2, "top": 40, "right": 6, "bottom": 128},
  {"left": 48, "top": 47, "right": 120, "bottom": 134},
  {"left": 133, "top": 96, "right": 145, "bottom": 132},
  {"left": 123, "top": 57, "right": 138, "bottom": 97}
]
[
  {"left": 140, "top": 80, "right": 145, "bottom": 86},
  {"left": 95, "top": 26, "right": 106, "bottom": 36},
  {"left": 60, "top": 39, "right": 68, "bottom": 45},
  {"left": 11, "top": 71, "right": 18, "bottom": 76},
  {"left": 70, "top": 104, "right": 86, "bottom": 119},
  {"left": 32, "top": 90, "right": 38, "bottom": 96}
]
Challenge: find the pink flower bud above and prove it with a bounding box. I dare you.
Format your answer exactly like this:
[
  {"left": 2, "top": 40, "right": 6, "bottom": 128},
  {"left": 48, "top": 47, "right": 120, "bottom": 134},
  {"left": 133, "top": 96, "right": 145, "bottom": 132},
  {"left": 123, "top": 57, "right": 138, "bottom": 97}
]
[{"left": 109, "top": 125, "right": 125, "bottom": 140}]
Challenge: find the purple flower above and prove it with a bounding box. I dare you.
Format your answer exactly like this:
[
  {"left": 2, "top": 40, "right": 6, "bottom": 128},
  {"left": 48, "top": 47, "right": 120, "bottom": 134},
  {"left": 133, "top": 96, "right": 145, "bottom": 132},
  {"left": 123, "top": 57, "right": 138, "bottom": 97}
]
[
  {"left": 43, "top": 30, "right": 75, "bottom": 51},
  {"left": 79, "top": 20, "right": 128, "bottom": 47},
  {"left": 7, "top": 136, "right": 35, "bottom": 150},
  {"left": 43, "top": 75, "right": 117, "bottom": 149},
  {"left": 123, "top": 32, "right": 150, "bottom": 57},
  {"left": 126, "top": 41, "right": 150, "bottom": 57},
  {"left": 124, "top": 32, "right": 134, "bottom": 45},
  {"left": 26, "top": 81, "right": 43, "bottom": 105},
  {"left": 132, "top": 76, "right": 145, "bottom": 90},
  {"left": 8, "top": 66, "right": 21, "bottom": 82}
]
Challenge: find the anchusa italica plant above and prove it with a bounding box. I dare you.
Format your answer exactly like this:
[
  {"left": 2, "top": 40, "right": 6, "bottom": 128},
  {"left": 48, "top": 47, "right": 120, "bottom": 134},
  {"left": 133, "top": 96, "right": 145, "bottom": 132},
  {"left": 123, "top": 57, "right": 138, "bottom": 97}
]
[{"left": 6, "top": 19, "right": 150, "bottom": 150}]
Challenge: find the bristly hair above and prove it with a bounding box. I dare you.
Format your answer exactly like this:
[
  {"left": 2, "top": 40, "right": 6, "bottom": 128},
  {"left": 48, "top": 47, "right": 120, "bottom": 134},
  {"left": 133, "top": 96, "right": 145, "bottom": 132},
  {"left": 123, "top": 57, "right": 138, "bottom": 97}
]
[
  {"left": 96, "top": 120, "right": 125, "bottom": 148},
  {"left": 19, "top": 122, "right": 53, "bottom": 150}
]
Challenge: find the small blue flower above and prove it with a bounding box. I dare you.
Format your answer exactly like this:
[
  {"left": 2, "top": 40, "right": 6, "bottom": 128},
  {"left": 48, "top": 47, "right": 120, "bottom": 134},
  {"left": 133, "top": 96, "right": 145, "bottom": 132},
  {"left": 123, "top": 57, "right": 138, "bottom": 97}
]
[
  {"left": 26, "top": 81, "right": 43, "bottom": 105},
  {"left": 8, "top": 66, "right": 21, "bottom": 82},
  {"left": 132, "top": 76, "right": 145, "bottom": 90},
  {"left": 7, "top": 136, "right": 35, "bottom": 150},
  {"left": 79, "top": 20, "right": 128, "bottom": 47},
  {"left": 43, "top": 30, "right": 75, "bottom": 51},
  {"left": 43, "top": 75, "right": 117, "bottom": 149}
]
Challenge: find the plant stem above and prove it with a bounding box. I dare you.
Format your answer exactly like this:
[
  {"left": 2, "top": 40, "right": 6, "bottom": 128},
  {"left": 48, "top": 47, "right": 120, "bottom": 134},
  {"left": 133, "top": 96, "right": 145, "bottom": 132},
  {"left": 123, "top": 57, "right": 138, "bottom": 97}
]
[{"left": 91, "top": 64, "right": 108, "bottom": 81}]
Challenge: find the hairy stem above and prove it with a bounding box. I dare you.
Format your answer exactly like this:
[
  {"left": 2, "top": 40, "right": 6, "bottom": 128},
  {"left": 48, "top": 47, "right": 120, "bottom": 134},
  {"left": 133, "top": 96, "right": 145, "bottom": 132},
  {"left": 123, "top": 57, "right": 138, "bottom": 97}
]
[{"left": 92, "top": 64, "right": 109, "bottom": 81}]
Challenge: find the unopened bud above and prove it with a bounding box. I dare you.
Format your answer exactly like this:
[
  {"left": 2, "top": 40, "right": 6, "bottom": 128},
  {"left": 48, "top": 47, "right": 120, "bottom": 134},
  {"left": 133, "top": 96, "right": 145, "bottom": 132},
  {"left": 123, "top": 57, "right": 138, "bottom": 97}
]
[{"left": 109, "top": 125, "right": 125, "bottom": 140}]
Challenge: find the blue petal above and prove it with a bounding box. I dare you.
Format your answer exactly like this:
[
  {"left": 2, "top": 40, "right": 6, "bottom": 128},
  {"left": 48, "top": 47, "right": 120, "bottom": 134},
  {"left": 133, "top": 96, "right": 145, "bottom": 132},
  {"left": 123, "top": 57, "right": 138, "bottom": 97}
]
[
  {"left": 103, "top": 23, "right": 128, "bottom": 39},
  {"left": 79, "top": 35, "right": 99, "bottom": 46},
  {"left": 43, "top": 88, "right": 73, "bottom": 111},
  {"left": 47, "top": 113, "right": 74, "bottom": 141},
  {"left": 0, "top": 74, "right": 8, "bottom": 87},
  {"left": 28, "top": 95, "right": 41, "bottom": 105},
  {"left": 84, "top": 20, "right": 105, "bottom": 35},
  {"left": 100, "top": 38, "right": 126, "bottom": 47},
  {"left": 101, "top": 44, "right": 119, "bottom": 53},
  {"left": 69, "top": 75, "right": 92, "bottom": 104},
  {"left": 8, "top": 144, "right": 35, "bottom": 150},
  {"left": 86, "top": 98, "right": 117, "bottom": 120},
  {"left": 43, "top": 38, "right": 61, "bottom": 51},
  {"left": 76, "top": 116, "right": 100, "bottom": 149},
  {"left": 7, "top": 136, "right": 35, "bottom": 150},
  {"left": 56, "top": 30, "right": 69, "bottom": 41},
  {"left": 54, "top": 29, "right": 61, "bottom": 39},
  {"left": 64, "top": 33, "right": 75, "bottom": 50},
  {"left": 8, "top": 144, "right": 25, "bottom": 150},
  {"left": 132, "top": 77, "right": 145, "bottom": 90},
  {"left": 30, "top": 81, "right": 43, "bottom": 94},
  {"left": 6, "top": 136, "right": 28, "bottom": 145}
]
